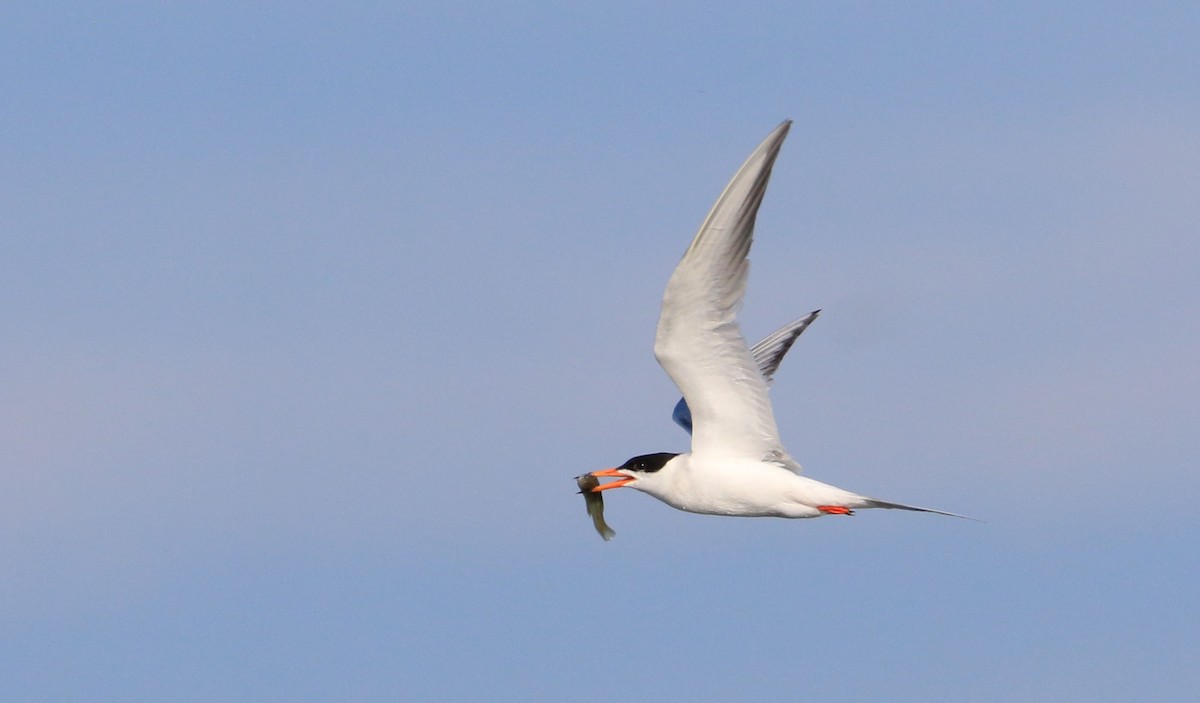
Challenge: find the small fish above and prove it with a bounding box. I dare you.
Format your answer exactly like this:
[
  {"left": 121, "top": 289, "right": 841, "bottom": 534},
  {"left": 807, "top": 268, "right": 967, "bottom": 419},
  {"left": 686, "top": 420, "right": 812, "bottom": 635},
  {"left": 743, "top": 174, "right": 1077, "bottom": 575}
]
[{"left": 576, "top": 473, "right": 616, "bottom": 541}]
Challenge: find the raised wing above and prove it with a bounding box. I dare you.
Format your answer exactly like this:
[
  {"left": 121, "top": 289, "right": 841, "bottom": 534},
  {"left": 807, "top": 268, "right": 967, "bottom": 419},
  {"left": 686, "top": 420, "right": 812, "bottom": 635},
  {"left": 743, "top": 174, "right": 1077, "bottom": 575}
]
[
  {"left": 747, "top": 309, "right": 819, "bottom": 385},
  {"left": 654, "top": 121, "right": 793, "bottom": 461},
  {"left": 671, "top": 310, "right": 819, "bottom": 434}
]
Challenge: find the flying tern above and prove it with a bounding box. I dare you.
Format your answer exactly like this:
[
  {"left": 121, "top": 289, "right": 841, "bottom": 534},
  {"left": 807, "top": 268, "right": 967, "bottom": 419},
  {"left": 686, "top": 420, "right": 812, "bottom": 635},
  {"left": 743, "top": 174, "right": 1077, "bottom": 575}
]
[{"left": 585, "top": 121, "right": 966, "bottom": 520}]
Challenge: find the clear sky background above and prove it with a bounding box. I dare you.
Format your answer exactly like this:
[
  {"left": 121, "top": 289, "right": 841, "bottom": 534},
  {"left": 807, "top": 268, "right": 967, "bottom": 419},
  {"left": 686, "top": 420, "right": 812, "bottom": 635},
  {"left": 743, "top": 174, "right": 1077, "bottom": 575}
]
[{"left": 2, "top": 3, "right": 1197, "bottom": 701}]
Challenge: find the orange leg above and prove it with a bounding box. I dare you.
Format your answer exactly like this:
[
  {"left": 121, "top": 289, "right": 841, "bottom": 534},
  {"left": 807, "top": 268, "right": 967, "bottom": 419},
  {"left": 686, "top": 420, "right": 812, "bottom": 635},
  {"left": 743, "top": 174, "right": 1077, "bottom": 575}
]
[{"left": 818, "top": 505, "right": 854, "bottom": 515}]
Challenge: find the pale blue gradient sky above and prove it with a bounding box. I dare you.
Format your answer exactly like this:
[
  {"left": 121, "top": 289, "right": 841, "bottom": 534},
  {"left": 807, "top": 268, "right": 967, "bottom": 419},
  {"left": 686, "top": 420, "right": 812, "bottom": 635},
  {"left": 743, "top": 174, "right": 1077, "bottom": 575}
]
[{"left": 2, "top": 3, "right": 1198, "bottom": 701}]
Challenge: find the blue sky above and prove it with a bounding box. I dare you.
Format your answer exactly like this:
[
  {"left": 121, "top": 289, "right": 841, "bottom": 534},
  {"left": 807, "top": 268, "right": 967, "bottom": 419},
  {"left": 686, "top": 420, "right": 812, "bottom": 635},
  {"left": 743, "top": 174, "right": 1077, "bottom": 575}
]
[{"left": 2, "top": 2, "right": 1197, "bottom": 700}]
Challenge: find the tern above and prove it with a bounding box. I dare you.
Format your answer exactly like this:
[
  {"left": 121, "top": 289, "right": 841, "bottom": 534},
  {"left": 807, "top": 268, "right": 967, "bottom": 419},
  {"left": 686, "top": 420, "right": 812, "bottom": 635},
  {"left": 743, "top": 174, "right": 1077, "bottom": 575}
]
[{"left": 586, "top": 121, "right": 966, "bottom": 520}]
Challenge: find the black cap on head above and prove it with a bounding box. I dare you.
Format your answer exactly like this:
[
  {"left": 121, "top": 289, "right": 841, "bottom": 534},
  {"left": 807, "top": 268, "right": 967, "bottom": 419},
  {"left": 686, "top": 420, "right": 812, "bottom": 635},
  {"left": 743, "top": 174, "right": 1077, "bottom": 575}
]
[{"left": 618, "top": 452, "right": 679, "bottom": 474}]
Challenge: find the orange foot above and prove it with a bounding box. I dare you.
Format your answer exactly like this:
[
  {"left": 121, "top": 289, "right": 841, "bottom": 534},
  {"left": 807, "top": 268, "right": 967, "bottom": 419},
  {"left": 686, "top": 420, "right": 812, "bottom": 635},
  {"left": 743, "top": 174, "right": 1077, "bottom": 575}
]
[{"left": 818, "top": 505, "right": 854, "bottom": 515}]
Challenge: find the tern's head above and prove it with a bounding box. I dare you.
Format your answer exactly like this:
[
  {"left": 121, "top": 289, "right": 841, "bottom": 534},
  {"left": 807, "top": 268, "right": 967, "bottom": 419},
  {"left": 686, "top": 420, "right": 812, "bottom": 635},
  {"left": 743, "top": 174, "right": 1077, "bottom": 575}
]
[{"left": 588, "top": 452, "right": 680, "bottom": 493}]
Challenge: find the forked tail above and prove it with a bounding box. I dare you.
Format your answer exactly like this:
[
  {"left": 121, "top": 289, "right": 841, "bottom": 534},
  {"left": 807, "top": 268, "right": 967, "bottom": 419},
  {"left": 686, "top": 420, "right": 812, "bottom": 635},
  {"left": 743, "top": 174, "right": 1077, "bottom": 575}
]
[{"left": 865, "top": 498, "right": 978, "bottom": 521}]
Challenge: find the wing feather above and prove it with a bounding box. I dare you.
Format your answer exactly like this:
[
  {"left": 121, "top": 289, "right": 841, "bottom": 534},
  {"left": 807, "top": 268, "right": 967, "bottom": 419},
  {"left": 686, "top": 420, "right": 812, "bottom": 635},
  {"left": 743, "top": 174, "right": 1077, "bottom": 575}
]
[
  {"left": 671, "top": 310, "right": 819, "bottom": 435},
  {"left": 654, "top": 121, "right": 793, "bottom": 461}
]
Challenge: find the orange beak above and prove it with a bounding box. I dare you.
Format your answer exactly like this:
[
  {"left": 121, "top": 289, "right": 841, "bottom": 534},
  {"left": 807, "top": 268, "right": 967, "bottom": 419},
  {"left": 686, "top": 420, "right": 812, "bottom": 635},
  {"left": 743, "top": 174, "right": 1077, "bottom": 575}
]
[{"left": 588, "top": 467, "right": 636, "bottom": 492}]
